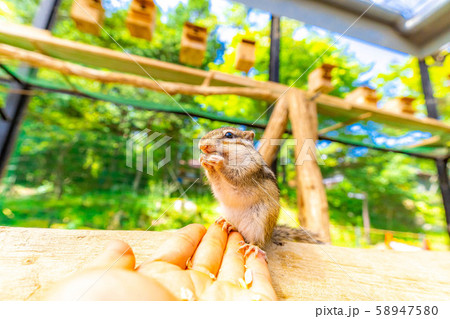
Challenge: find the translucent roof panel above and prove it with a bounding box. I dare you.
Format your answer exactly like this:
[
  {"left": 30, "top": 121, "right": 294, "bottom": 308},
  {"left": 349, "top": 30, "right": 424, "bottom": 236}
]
[
  {"left": 366, "top": 0, "right": 446, "bottom": 19},
  {"left": 238, "top": 0, "right": 450, "bottom": 57}
]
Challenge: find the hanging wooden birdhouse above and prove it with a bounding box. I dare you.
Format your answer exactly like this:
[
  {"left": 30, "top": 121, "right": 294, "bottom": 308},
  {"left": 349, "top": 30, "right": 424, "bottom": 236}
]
[
  {"left": 308, "top": 64, "right": 335, "bottom": 94},
  {"left": 70, "top": 0, "right": 104, "bottom": 36},
  {"left": 234, "top": 39, "right": 256, "bottom": 73},
  {"left": 345, "top": 87, "right": 379, "bottom": 108},
  {"left": 126, "top": 0, "right": 156, "bottom": 41},
  {"left": 179, "top": 22, "right": 208, "bottom": 67},
  {"left": 383, "top": 97, "right": 415, "bottom": 115}
]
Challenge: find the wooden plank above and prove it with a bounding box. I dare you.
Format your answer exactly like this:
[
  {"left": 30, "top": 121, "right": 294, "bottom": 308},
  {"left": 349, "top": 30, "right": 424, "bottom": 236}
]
[
  {"left": 351, "top": 103, "right": 450, "bottom": 134},
  {"left": 318, "top": 112, "right": 372, "bottom": 135},
  {"left": 0, "top": 21, "right": 286, "bottom": 91},
  {"left": 1, "top": 226, "right": 450, "bottom": 301},
  {"left": 0, "top": 44, "right": 278, "bottom": 102},
  {"left": 288, "top": 90, "right": 330, "bottom": 243},
  {"left": 314, "top": 94, "right": 450, "bottom": 135},
  {"left": 404, "top": 135, "right": 441, "bottom": 149},
  {"left": 258, "top": 96, "right": 289, "bottom": 165}
]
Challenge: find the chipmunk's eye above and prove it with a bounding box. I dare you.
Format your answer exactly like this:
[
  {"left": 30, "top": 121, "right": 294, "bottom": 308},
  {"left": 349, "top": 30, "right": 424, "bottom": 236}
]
[{"left": 224, "top": 132, "right": 234, "bottom": 138}]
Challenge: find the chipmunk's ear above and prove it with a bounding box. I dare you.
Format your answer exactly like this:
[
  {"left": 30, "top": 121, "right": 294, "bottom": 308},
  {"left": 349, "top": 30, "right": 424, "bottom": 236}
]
[{"left": 243, "top": 130, "right": 255, "bottom": 141}]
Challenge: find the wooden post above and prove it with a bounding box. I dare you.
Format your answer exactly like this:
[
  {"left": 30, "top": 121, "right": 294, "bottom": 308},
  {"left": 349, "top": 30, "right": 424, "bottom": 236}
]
[
  {"left": 288, "top": 90, "right": 330, "bottom": 242},
  {"left": 308, "top": 100, "right": 319, "bottom": 141},
  {"left": 258, "top": 96, "right": 289, "bottom": 166}
]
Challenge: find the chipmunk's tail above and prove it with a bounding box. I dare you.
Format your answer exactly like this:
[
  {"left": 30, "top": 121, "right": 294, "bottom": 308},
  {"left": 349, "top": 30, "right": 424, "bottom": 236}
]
[{"left": 271, "top": 225, "right": 324, "bottom": 245}]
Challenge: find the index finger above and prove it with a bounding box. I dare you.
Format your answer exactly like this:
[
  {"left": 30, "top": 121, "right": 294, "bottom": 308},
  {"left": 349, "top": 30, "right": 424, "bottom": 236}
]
[
  {"left": 141, "top": 224, "right": 206, "bottom": 269},
  {"left": 217, "top": 232, "right": 245, "bottom": 284},
  {"left": 246, "top": 253, "right": 277, "bottom": 301},
  {"left": 190, "top": 223, "right": 228, "bottom": 277}
]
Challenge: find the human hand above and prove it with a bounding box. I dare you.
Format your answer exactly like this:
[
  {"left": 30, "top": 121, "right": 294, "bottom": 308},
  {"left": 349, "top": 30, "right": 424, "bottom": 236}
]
[{"left": 45, "top": 224, "right": 277, "bottom": 301}]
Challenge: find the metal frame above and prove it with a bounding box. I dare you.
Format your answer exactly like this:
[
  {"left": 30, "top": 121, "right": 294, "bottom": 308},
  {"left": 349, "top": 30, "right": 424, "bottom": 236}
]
[
  {"left": 418, "top": 58, "right": 450, "bottom": 237},
  {"left": 238, "top": 0, "right": 450, "bottom": 57},
  {"left": 268, "top": 14, "right": 281, "bottom": 174},
  {"left": 0, "top": 0, "right": 62, "bottom": 178}
]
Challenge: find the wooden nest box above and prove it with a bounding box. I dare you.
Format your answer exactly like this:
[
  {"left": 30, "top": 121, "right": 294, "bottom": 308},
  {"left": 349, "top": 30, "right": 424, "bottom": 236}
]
[
  {"left": 179, "top": 22, "right": 208, "bottom": 67},
  {"left": 126, "top": 0, "right": 156, "bottom": 41},
  {"left": 70, "top": 0, "right": 104, "bottom": 36},
  {"left": 383, "top": 97, "right": 415, "bottom": 115},
  {"left": 234, "top": 39, "right": 256, "bottom": 73},
  {"left": 345, "top": 87, "right": 379, "bottom": 108},
  {"left": 308, "top": 63, "right": 335, "bottom": 94}
]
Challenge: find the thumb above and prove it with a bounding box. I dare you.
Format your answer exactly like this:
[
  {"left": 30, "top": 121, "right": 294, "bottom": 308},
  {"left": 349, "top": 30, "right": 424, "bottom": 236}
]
[{"left": 86, "top": 240, "right": 136, "bottom": 270}]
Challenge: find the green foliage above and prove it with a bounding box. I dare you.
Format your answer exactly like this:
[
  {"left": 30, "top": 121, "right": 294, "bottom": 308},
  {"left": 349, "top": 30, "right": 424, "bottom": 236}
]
[
  {"left": 0, "top": 0, "right": 448, "bottom": 250},
  {"left": 195, "top": 15, "right": 366, "bottom": 120},
  {"left": 374, "top": 56, "right": 450, "bottom": 120},
  {"left": 1, "top": 190, "right": 218, "bottom": 230}
]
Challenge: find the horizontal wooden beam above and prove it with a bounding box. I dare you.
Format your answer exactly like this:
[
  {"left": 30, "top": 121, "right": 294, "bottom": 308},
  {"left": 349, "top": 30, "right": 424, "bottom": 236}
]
[
  {"left": 0, "top": 44, "right": 278, "bottom": 101},
  {"left": 318, "top": 112, "right": 372, "bottom": 135},
  {"left": 0, "top": 21, "right": 287, "bottom": 91},
  {"left": 404, "top": 135, "right": 441, "bottom": 149},
  {"left": 1, "top": 226, "right": 450, "bottom": 300}
]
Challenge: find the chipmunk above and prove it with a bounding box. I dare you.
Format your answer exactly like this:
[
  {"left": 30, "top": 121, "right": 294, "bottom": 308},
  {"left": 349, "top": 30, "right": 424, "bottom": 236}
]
[{"left": 199, "top": 126, "right": 319, "bottom": 259}]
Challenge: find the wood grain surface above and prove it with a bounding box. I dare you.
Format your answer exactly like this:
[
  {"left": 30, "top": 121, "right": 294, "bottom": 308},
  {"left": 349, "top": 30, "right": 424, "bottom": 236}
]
[{"left": 1, "top": 226, "right": 449, "bottom": 301}]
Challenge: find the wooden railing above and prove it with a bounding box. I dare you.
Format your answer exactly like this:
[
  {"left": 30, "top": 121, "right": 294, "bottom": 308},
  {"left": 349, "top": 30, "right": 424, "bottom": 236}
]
[{"left": 1, "top": 226, "right": 450, "bottom": 300}]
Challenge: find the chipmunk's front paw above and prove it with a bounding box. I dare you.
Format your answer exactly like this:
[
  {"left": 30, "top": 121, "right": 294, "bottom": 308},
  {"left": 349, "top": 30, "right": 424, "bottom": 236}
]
[
  {"left": 215, "top": 216, "right": 236, "bottom": 233},
  {"left": 200, "top": 154, "right": 224, "bottom": 170},
  {"left": 207, "top": 154, "right": 225, "bottom": 166},
  {"left": 238, "top": 242, "right": 267, "bottom": 263}
]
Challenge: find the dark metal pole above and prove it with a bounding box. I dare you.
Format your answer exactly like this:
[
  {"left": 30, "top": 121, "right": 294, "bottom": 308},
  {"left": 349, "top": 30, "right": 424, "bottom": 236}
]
[
  {"left": 436, "top": 159, "right": 450, "bottom": 237},
  {"left": 269, "top": 15, "right": 280, "bottom": 84},
  {"left": 0, "top": 0, "right": 61, "bottom": 178},
  {"left": 268, "top": 14, "right": 280, "bottom": 175},
  {"left": 418, "top": 58, "right": 450, "bottom": 238},
  {"left": 418, "top": 58, "right": 439, "bottom": 119}
]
